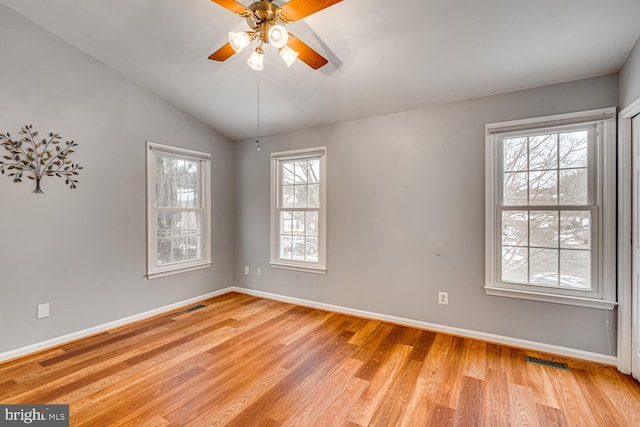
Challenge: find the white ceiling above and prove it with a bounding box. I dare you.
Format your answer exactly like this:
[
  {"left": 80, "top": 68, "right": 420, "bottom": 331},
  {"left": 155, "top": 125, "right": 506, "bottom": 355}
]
[{"left": 2, "top": 0, "right": 639, "bottom": 141}]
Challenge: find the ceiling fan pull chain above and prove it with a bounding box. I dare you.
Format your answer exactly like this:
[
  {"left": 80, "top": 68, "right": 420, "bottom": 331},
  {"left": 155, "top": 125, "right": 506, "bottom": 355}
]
[{"left": 256, "top": 73, "right": 261, "bottom": 152}]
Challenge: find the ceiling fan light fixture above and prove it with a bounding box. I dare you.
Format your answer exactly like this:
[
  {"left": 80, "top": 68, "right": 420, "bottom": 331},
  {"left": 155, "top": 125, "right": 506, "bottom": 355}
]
[
  {"left": 268, "top": 25, "right": 288, "bottom": 49},
  {"left": 279, "top": 45, "right": 299, "bottom": 67},
  {"left": 247, "top": 47, "right": 264, "bottom": 71},
  {"left": 209, "top": 0, "right": 336, "bottom": 70},
  {"left": 229, "top": 31, "right": 251, "bottom": 53}
]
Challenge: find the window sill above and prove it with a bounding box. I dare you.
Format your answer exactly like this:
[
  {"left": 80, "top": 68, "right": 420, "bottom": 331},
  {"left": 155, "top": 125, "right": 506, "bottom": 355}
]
[
  {"left": 270, "top": 262, "right": 327, "bottom": 275},
  {"left": 484, "top": 286, "right": 616, "bottom": 310},
  {"left": 147, "top": 262, "right": 212, "bottom": 280}
]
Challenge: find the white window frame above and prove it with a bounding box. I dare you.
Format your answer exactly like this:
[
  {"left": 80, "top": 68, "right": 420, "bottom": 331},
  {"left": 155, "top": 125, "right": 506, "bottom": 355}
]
[
  {"left": 485, "top": 108, "right": 617, "bottom": 309},
  {"left": 270, "top": 146, "right": 327, "bottom": 274},
  {"left": 146, "top": 142, "right": 211, "bottom": 279}
]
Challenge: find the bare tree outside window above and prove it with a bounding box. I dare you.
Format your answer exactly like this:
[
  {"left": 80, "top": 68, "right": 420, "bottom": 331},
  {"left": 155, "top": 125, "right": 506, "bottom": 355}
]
[
  {"left": 155, "top": 155, "right": 202, "bottom": 266},
  {"left": 500, "top": 129, "right": 592, "bottom": 290}
]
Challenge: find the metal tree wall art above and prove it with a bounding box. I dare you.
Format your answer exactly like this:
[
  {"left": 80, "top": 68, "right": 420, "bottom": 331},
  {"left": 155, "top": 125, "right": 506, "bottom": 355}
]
[{"left": 0, "top": 124, "right": 83, "bottom": 193}]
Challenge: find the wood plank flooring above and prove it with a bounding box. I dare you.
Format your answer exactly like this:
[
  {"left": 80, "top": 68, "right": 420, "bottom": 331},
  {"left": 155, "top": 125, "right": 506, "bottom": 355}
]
[{"left": 1, "top": 292, "right": 639, "bottom": 426}]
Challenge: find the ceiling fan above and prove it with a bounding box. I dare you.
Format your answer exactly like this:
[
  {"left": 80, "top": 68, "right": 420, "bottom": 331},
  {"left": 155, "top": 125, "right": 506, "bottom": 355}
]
[{"left": 208, "top": 0, "right": 342, "bottom": 70}]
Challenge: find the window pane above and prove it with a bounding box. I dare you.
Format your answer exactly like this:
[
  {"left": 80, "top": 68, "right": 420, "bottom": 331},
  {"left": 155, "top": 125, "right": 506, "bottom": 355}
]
[
  {"left": 156, "top": 211, "right": 201, "bottom": 265},
  {"left": 278, "top": 210, "right": 321, "bottom": 263},
  {"left": 274, "top": 150, "right": 324, "bottom": 268},
  {"left": 149, "top": 145, "right": 210, "bottom": 277},
  {"left": 282, "top": 162, "right": 295, "bottom": 185},
  {"left": 306, "top": 237, "right": 318, "bottom": 262},
  {"left": 308, "top": 184, "right": 320, "bottom": 208},
  {"left": 306, "top": 211, "right": 318, "bottom": 237},
  {"left": 503, "top": 172, "right": 528, "bottom": 206},
  {"left": 529, "top": 170, "right": 557, "bottom": 205},
  {"left": 492, "top": 120, "right": 601, "bottom": 298},
  {"left": 181, "top": 212, "right": 199, "bottom": 236},
  {"left": 158, "top": 211, "right": 196, "bottom": 239},
  {"left": 560, "top": 211, "right": 590, "bottom": 249},
  {"left": 292, "top": 236, "right": 305, "bottom": 261},
  {"left": 156, "top": 156, "right": 199, "bottom": 208},
  {"left": 294, "top": 161, "right": 308, "bottom": 184},
  {"left": 503, "top": 137, "right": 527, "bottom": 172},
  {"left": 157, "top": 238, "right": 171, "bottom": 265},
  {"left": 294, "top": 185, "right": 308, "bottom": 208},
  {"left": 559, "top": 130, "right": 588, "bottom": 169},
  {"left": 281, "top": 185, "right": 295, "bottom": 208},
  {"left": 292, "top": 212, "right": 305, "bottom": 235},
  {"left": 529, "top": 248, "right": 558, "bottom": 286},
  {"left": 280, "top": 235, "right": 292, "bottom": 260},
  {"left": 560, "top": 250, "right": 590, "bottom": 290},
  {"left": 175, "top": 185, "right": 197, "bottom": 208},
  {"left": 156, "top": 183, "right": 164, "bottom": 207},
  {"left": 280, "top": 211, "right": 293, "bottom": 235},
  {"left": 530, "top": 211, "right": 558, "bottom": 248},
  {"left": 173, "top": 238, "right": 187, "bottom": 264},
  {"left": 308, "top": 159, "right": 320, "bottom": 183},
  {"left": 502, "top": 211, "right": 528, "bottom": 246},
  {"left": 559, "top": 169, "right": 588, "bottom": 205},
  {"left": 157, "top": 212, "right": 170, "bottom": 239},
  {"left": 155, "top": 162, "right": 168, "bottom": 207},
  {"left": 188, "top": 235, "right": 199, "bottom": 259},
  {"left": 156, "top": 157, "right": 166, "bottom": 180},
  {"left": 529, "top": 134, "right": 557, "bottom": 170},
  {"left": 502, "top": 247, "right": 528, "bottom": 283}
]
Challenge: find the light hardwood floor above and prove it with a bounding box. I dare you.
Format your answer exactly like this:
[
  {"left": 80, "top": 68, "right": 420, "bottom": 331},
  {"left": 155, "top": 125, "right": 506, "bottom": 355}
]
[{"left": 1, "top": 292, "right": 639, "bottom": 426}]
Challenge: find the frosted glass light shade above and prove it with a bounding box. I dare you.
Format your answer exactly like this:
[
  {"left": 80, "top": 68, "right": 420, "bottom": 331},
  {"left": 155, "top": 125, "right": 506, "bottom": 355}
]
[
  {"left": 268, "top": 25, "right": 288, "bottom": 49},
  {"left": 279, "top": 45, "right": 298, "bottom": 67},
  {"left": 247, "top": 48, "right": 264, "bottom": 71},
  {"left": 229, "top": 31, "right": 251, "bottom": 53}
]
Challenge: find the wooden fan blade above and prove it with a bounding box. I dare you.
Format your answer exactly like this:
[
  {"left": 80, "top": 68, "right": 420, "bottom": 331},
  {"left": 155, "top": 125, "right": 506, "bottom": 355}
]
[
  {"left": 287, "top": 34, "right": 328, "bottom": 69},
  {"left": 209, "top": 43, "right": 236, "bottom": 61},
  {"left": 210, "top": 0, "right": 248, "bottom": 15},
  {"left": 279, "top": 0, "right": 342, "bottom": 22}
]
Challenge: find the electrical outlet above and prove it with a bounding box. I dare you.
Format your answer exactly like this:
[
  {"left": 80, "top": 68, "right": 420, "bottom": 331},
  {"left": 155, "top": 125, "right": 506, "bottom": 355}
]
[
  {"left": 438, "top": 292, "right": 448, "bottom": 305},
  {"left": 256, "top": 267, "right": 262, "bottom": 277},
  {"left": 244, "top": 266, "right": 249, "bottom": 275},
  {"left": 37, "top": 303, "right": 50, "bottom": 319}
]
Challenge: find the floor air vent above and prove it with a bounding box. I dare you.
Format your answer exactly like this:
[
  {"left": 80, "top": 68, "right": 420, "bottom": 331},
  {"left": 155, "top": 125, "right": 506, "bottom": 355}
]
[
  {"left": 184, "top": 304, "right": 206, "bottom": 313},
  {"left": 525, "top": 355, "right": 570, "bottom": 371}
]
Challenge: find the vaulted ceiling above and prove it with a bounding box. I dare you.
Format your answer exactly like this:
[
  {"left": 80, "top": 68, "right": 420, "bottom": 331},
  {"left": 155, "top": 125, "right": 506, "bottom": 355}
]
[{"left": 2, "top": 0, "right": 639, "bottom": 141}]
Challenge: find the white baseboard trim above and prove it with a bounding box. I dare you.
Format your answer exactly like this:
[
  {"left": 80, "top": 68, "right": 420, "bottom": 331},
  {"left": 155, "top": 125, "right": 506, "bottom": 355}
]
[
  {"left": 231, "top": 287, "right": 617, "bottom": 366},
  {"left": 0, "top": 287, "right": 234, "bottom": 364},
  {"left": 2, "top": 286, "right": 617, "bottom": 366}
]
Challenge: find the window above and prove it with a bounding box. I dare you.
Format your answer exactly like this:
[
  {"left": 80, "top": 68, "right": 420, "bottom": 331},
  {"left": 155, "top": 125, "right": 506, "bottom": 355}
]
[
  {"left": 485, "top": 108, "right": 616, "bottom": 309},
  {"left": 270, "top": 147, "right": 326, "bottom": 273},
  {"left": 147, "top": 142, "right": 211, "bottom": 279}
]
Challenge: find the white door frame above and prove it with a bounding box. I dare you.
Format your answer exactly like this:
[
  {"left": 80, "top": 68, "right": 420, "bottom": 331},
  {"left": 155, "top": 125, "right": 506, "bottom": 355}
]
[{"left": 617, "top": 96, "right": 640, "bottom": 374}]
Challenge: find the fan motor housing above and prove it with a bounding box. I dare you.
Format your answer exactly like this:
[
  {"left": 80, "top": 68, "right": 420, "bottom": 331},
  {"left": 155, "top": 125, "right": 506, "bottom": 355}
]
[
  {"left": 246, "top": 1, "right": 279, "bottom": 43},
  {"left": 248, "top": 1, "right": 277, "bottom": 22}
]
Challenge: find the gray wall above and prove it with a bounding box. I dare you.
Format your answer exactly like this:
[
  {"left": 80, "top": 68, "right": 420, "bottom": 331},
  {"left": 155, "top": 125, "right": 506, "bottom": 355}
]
[
  {"left": 0, "top": 5, "right": 234, "bottom": 354},
  {"left": 235, "top": 74, "right": 619, "bottom": 356},
  {"left": 620, "top": 36, "right": 640, "bottom": 109}
]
